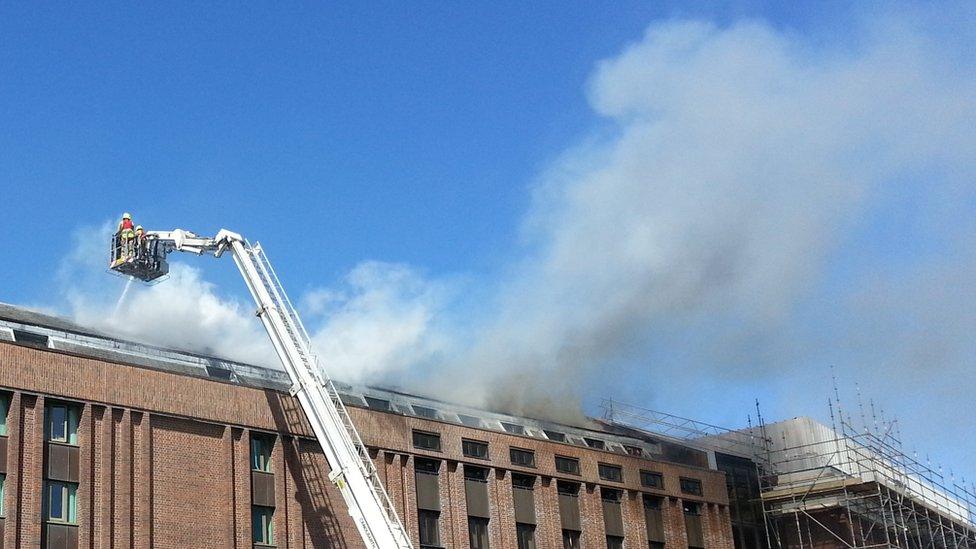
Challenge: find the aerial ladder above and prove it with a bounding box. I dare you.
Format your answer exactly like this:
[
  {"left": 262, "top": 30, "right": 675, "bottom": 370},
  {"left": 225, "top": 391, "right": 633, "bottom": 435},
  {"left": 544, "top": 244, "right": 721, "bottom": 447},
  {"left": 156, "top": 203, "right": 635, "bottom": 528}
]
[{"left": 110, "top": 227, "right": 414, "bottom": 549}]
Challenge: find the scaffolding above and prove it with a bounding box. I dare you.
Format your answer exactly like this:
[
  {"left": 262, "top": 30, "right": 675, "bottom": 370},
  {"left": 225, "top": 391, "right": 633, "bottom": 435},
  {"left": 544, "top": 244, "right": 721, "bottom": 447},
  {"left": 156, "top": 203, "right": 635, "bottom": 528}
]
[
  {"left": 599, "top": 396, "right": 976, "bottom": 549},
  {"left": 756, "top": 396, "right": 976, "bottom": 549}
]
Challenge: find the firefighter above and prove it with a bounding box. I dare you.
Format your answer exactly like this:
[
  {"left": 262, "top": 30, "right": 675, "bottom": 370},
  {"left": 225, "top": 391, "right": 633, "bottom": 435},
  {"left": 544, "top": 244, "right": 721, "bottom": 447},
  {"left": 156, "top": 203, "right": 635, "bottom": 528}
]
[
  {"left": 116, "top": 213, "right": 136, "bottom": 263},
  {"left": 134, "top": 225, "right": 146, "bottom": 259}
]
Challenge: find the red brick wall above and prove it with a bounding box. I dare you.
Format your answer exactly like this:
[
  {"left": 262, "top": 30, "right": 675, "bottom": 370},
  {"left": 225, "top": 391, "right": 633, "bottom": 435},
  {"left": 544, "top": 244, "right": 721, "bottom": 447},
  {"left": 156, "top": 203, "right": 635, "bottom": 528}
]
[{"left": 0, "top": 341, "right": 735, "bottom": 549}]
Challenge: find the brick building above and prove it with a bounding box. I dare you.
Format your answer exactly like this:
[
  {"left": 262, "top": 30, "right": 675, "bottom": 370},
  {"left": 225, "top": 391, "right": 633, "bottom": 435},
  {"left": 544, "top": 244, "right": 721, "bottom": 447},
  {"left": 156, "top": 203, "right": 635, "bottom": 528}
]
[{"left": 0, "top": 304, "right": 735, "bottom": 549}]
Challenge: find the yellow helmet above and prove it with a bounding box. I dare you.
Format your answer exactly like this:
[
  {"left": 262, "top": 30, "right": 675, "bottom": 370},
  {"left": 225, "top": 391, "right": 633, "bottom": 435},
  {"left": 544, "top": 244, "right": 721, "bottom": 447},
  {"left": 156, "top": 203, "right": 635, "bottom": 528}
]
[{"left": 122, "top": 212, "right": 132, "bottom": 220}]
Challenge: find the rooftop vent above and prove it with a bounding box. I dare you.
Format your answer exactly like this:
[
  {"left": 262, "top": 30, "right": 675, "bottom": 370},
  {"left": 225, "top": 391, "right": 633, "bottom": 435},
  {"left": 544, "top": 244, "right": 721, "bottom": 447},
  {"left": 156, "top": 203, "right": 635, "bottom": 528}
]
[
  {"left": 544, "top": 430, "right": 567, "bottom": 442},
  {"left": 412, "top": 405, "right": 439, "bottom": 419},
  {"left": 457, "top": 414, "right": 483, "bottom": 428},
  {"left": 13, "top": 329, "right": 49, "bottom": 348},
  {"left": 501, "top": 422, "right": 525, "bottom": 435},
  {"left": 205, "top": 365, "right": 234, "bottom": 380},
  {"left": 364, "top": 397, "right": 391, "bottom": 411},
  {"left": 584, "top": 437, "right": 606, "bottom": 450}
]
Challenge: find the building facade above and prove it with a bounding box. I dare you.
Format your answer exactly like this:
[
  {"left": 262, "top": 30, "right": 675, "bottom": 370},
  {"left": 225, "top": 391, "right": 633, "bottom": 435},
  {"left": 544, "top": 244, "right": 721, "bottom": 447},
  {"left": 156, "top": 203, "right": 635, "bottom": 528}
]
[{"left": 0, "top": 305, "right": 736, "bottom": 549}]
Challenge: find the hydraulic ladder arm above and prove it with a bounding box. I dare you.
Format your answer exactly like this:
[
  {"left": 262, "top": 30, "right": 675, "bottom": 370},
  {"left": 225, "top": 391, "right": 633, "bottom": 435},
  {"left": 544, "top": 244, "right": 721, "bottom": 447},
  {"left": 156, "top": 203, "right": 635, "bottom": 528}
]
[{"left": 112, "top": 228, "right": 413, "bottom": 549}]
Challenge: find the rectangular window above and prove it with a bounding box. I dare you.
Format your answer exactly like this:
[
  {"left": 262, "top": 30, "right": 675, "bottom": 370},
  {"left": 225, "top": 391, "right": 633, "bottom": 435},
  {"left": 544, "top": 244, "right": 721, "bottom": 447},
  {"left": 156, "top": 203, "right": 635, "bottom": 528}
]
[
  {"left": 463, "top": 439, "right": 489, "bottom": 460},
  {"left": 641, "top": 470, "right": 664, "bottom": 489},
  {"left": 252, "top": 506, "right": 274, "bottom": 545},
  {"left": 458, "top": 414, "right": 483, "bottom": 428},
  {"left": 464, "top": 465, "right": 489, "bottom": 482},
  {"left": 555, "top": 456, "right": 580, "bottom": 475},
  {"left": 562, "top": 530, "right": 581, "bottom": 549},
  {"left": 413, "top": 430, "right": 442, "bottom": 451},
  {"left": 680, "top": 477, "right": 703, "bottom": 496},
  {"left": 500, "top": 422, "right": 525, "bottom": 435},
  {"left": 363, "top": 396, "right": 391, "bottom": 411},
  {"left": 684, "top": 501, "right": 704, "bottom": 548},
  {"left": 599, "top": 463, "right": 623, "bottom": 483},
  {"left": 418, "top": 509, "right": 441, "bottom": 547},
  {"left": 413, "top": 405, "right": 439, "bottom": 419},
  {"left": 512, "top": 473, "right": 535, "bottom": 490},
  {"left": 0, "top": 392, "right": 9, "bottom": 436},
  {"left": 251, "top": 434, "right": 273, "bottom": 472},
  {"left": 0, "top": 473, "right": 5, "bottom": 517},
  {"left": 607, "top": 535, "right": 624, "bottom": 549},
  {"left": 46, "top": 403, "right": 80, "bottom": 445},
  {"left": 44, "top": 481, "right": 78, "bottom": 524},
  {"left": 584, "top": 437, "right": 606, "bottom": 450},
  {"left": 510, "top": 447, "right": 536, "bottom": 468},
  {"left": 650, "top": 543, "right": 665, "bottom": 549},
  {"left": 545, "top": 430, "right": 566, "bottom": 442},
  {"left": 516, "top": 523, "right": 537, "bottom": 549},
  {"left": 625, "top": 445, "right": 644, "bottom": 457},
  {"left": 468, "top": 516, "right": 490, "bottom": 549}
]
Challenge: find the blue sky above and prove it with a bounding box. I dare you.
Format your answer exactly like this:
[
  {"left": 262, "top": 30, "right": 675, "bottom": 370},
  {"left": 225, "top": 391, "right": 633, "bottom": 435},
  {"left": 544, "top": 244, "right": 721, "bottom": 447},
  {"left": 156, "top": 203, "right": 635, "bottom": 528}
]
[{"left": 2, "top": 2, "right": 976, "bottom": 479}]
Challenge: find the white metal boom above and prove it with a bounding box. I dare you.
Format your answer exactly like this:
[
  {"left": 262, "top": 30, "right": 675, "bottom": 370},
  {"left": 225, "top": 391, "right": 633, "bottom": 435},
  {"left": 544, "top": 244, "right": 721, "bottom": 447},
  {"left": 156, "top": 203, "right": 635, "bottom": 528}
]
[{"left": 121, "top": 229, "right": 413, "bottom": 549}]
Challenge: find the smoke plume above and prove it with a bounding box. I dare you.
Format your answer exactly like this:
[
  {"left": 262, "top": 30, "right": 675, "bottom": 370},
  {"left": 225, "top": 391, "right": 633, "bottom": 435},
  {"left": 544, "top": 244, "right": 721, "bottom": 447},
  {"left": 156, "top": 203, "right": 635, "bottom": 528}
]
[{"left": 55, "top": 12, "right": 976, "bottom": 442}]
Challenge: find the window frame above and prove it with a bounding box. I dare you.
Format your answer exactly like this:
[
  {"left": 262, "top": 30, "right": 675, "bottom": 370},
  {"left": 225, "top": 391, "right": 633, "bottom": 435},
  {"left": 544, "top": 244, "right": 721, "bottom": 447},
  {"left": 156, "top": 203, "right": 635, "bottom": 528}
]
[
  {"left": 412, "top": 429, "right": 442, "bottom": 452},
  {"left": 44, "top": 480, "right": 78, "bottom": 524},
  {"left": 468, "top": 516, "right": 490, "bottom": 549},
  {"left": 46, "top": 402, "right": 80, "bottom": 445},
  {"left": 0, "top": 392, "right": 9, "bottom": 437},
  {"left": 680, "top": 477, "right": 703, "bottom": 496},
  {"left": 462, "top": 438, "right": 489, "bottom": 460},
  {"left": 509, "top": 447, "right": 536, "bottom": 468},
  {"left": 251, "top": 434, "right": 274, "bottom": 473},
  {"left": 598, "top": 462, "right": 623, "bottom": 483},
  {"left": 252, "top": 505, "right": 275, "bottom": 546},
  {"left": 640, "top": 470, "right": 664, "bottom": 490},
  {"left": 555, "top": 455, "right": 581, "bottom": 475},
  {"left": 418, "top": 509, "right": 441, "bottom": 547},
  {"left": 0, "top": 473, "right": 5, "bottom": 517}
]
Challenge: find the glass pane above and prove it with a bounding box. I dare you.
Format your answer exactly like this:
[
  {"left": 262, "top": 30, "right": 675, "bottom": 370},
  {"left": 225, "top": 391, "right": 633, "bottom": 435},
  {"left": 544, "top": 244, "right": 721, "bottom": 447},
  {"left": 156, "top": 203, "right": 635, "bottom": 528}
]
[
  {"left": 49, "top": 406, "right": 66, "bottom": 442},
  {"left": 0, "top": 394, "right": 8, "bottom": 436},
  {"left": 265, "top": 510, "right": 274, "bottom": 544},
  {"left": 0, "top": 473, "right": 5, "bottom": 516},
  {"left": 68, "top": 407, "right": 80, "bottom": 445},
  {"left": 48, "top": 483, "right": 64, "bottom": 520},
  {"left": 67, "top": 483, "right": 77, "bottom": 523}
]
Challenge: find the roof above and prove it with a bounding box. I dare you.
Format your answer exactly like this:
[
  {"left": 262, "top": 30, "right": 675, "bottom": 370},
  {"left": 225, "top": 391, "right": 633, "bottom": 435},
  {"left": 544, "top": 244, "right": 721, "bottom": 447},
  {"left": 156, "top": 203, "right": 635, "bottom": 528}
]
[{"left": 0, "top": 302, "right": 711, "bottom": 469}]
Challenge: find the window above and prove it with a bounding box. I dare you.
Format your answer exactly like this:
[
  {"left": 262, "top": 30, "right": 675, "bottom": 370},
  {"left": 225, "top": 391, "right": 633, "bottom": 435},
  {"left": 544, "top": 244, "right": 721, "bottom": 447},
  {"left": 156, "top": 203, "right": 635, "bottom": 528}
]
[
  {"left": 0, "top": 473, "right": 5, "bottom": 517},
  {"left": 468, "top": 516, "right": 490, "bottom": 549},
  {"left": 557, "top": 480, "right": 580, "bottom": 496},
  {"left": 641, "top": 470, "right": 664, "bottom": 489},
  {"left": 413, "top": 430, "right": 442, "bottom": 451},
  {"left": 252, "top": 506, "right": 274, "bottom": 545},
  {"left": 415, "top": 457, "right": 440, "bottom": 474},
  {"left": 650, "top": 543, "right": 665, "bottom": 549},
  {"left": 0, "top": 392, "right": 9, "bottom": 436},
  {"left": 555, "top": 456, "right": 580, "bottom": 475},
  {"left": 418, "top": 509, "right": 441, "bottom": 547},
  {"left": 364, "top": 396, "right": 391, "bottom": 411},
  {"left": 413, "top": 405, "right": 439, "bottom": 419},
  {"left": 46, "top": 403, "right": 79, "bottom": 445},
  {"left": 512, "top": 473, "right": 535, "bottom": 490},
  {"left": 584, "top": 437, "right": 606, "bottom": 450},
  {"left": 251, "top": 434, "right": 273, "bottom": 472},
  {"left": 510, "top": 447, "right": 536, "bottom": 468},
  {"left": 599, "top": 463, "right": 623, "bottom": 482},
  {"left": 516, "top": 523, "right": 536, "bottom": 549},
  {"left": 562, "top": 530, "right": 581, "bottom": 549},
  {"left": 464, "top": 465, "right": 489, "bottom": 482},
  {"left": 607, "top": 535, "right": 624, "bottom": 549},
  {"left": 44, "top": 481, "right": 78, "bottom": 524},
  {"left": 458, "top": 414, "right": 483, "bottom": 428},
  {"left": 501, "top": 422, "right": 525, "bottom": 435},
  {"left": 545, "top": 430, "right": 567, "bottom": 442},
  {"left": 463, "top": 439, "right": 489, "bottom": 460},
  {"left": 625, "top": 445, "right": 644, "bottom": 457},
  {"left": 643, "top": 494, "right": 663, "bottom": 510},
  {"left": 683, "top": 501, "right": 701, "bottom": 515},
  {"left": 680, "top": 477, "right": 703, "bottom": 496}
]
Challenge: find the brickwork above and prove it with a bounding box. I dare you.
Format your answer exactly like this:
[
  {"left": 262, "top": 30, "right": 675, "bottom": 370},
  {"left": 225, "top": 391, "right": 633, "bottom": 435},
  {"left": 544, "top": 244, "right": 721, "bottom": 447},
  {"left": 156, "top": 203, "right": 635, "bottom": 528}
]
[{"left": 0, "top": 340, "right": 735, "bottom": 548}]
